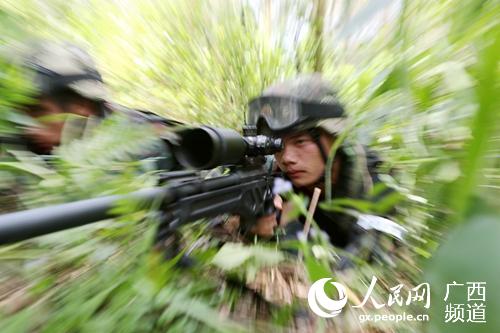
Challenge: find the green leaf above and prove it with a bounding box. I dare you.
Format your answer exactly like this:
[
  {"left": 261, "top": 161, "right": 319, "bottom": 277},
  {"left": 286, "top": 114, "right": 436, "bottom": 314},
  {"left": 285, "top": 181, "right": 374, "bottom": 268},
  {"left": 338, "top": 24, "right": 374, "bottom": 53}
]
[
  {"left": 0, "top": 161, "right": 55, "bottom": 178},
  {"left": 211, "top": 242, "right": 284, "bottom": 271}
]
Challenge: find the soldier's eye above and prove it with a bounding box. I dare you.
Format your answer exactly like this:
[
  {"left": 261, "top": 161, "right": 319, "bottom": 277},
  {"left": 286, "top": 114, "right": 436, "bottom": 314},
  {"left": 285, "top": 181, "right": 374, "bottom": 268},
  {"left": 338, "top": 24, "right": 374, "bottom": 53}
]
[{"left": 294, "top": 137, "right": 310, "bottom": 145}]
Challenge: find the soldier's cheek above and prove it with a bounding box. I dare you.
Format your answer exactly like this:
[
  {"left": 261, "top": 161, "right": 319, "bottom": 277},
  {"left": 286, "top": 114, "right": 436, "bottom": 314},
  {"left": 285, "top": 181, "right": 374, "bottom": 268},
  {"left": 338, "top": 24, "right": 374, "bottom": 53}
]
[{"left": 26, "top": 127, "right": 61, "bottom": 150}]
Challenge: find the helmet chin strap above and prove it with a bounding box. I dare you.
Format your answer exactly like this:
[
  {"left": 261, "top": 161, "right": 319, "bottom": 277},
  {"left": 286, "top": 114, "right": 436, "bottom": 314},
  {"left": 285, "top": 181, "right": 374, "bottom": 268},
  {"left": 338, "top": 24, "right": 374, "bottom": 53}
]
[{"left": 307, "top": 128, "right": 328, "bottom": 163}]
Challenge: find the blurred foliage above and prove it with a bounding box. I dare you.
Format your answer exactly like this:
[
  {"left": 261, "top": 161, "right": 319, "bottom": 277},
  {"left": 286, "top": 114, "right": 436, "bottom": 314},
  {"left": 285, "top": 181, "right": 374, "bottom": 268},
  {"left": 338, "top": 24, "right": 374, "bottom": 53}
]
[
  {"left": 425, "top": 214, "right": 500, "bottom": 333},
  {"left": 0, "top": 0, "right": 499, "bottom": 332}
]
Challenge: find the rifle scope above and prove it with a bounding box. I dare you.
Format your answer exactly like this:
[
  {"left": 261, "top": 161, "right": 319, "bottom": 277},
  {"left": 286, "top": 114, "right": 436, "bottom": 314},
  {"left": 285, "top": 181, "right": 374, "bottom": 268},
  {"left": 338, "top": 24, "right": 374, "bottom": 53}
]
[{"left": 172, "top": 126, "right": 282, "bottom": 169}]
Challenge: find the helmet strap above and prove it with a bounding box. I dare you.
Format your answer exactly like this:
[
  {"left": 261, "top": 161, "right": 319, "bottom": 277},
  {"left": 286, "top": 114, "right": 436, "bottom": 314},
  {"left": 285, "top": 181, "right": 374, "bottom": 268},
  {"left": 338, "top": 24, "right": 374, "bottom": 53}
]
[{"left": 308, "top": 128, "right": 328, "bottom": 163}]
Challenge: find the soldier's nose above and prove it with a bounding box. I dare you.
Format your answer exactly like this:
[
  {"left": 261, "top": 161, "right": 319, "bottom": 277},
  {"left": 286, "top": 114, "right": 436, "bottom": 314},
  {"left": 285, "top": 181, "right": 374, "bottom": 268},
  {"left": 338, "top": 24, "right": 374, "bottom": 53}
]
[{"left": 281, "top": 147, "right": 298, "bottom": 166}]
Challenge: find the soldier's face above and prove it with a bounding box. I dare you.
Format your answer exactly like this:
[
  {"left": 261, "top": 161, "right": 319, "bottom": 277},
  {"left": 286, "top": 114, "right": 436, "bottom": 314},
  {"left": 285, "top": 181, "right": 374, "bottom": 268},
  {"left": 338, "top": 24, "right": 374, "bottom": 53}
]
[
  {"left": 274, "top": 131, "right": 333, "bottom": 188},
  {"left": 23, "top": 96, "right": 96, "bottom": 154}
]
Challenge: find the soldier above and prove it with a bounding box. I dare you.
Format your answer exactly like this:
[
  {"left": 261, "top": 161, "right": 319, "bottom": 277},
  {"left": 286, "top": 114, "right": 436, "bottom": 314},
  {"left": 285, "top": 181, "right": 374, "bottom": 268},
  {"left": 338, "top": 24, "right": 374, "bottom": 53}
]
[
  {"left": 0, "top": 41, "right": 177, "bottom": 212},
  {"left": 9, "top": 40, "right": 179, "bottom": 156},
  {"left": 16, "top": 41, "right": 109, "bottom": 154},
  {"left": 249, "top": 74, "right": 405, "bottom": 265}
]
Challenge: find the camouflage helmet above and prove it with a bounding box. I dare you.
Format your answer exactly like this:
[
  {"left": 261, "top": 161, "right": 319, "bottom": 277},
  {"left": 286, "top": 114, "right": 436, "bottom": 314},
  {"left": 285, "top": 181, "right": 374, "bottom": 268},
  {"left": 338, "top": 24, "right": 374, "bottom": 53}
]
[
  {"left": 22, "top": 40, "right": 108, "bottom": 101},
  {"left": 248, "top": 73, "right": 347, "bottom": 136}
]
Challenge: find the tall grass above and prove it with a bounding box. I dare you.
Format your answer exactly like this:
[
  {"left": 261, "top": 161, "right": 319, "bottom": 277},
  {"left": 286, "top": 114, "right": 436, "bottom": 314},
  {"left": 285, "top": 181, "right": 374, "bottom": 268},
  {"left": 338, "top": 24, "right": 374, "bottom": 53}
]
[{"left": 0, "top": 0, "right": 498, "bottom": 332}]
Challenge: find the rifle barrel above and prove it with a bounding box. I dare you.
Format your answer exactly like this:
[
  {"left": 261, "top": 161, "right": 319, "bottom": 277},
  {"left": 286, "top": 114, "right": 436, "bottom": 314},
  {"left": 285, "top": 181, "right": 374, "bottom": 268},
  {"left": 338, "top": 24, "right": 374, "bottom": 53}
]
[
  {"left": 0, "top": 187, "right": 166, "bottom": 244},
  {"left": 0, "top": 169, "right": 271, "bottom": 245}
]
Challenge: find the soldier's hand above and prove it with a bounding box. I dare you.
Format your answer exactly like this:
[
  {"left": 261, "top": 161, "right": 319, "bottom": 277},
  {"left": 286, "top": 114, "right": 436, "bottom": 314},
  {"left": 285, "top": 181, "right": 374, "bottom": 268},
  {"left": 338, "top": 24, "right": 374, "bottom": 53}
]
[{"left": 250, "top": 196, "right": 295, "bottom": 238}]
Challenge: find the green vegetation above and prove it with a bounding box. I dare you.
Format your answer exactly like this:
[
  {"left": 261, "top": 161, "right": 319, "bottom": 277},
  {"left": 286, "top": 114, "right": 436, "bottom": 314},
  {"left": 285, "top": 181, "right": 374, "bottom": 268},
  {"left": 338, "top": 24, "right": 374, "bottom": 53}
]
[{"left": 0, "top": 0, "right": 498, "bottom": 332}]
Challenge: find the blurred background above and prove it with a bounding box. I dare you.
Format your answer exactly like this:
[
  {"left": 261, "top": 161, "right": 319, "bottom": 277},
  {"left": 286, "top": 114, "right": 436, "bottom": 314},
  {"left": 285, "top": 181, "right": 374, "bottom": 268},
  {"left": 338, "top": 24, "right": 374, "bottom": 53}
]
[{"left": 0, "top": 0, "right": 499, "bottom": 332}]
